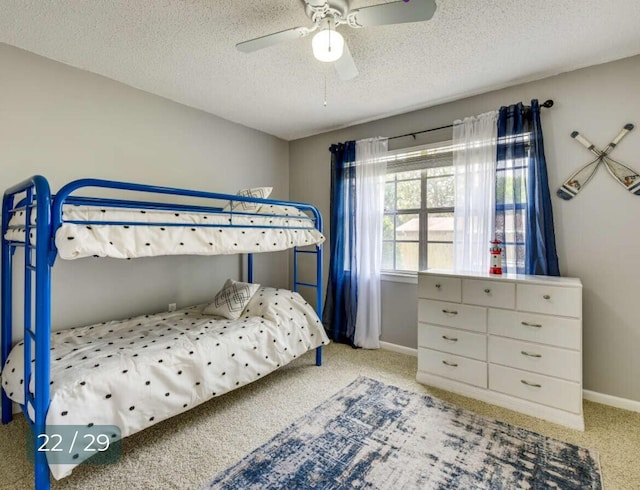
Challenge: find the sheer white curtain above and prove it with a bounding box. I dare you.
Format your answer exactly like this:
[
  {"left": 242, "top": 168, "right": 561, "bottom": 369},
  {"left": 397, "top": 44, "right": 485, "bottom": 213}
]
[
  {"left": 453, "top": 111, "right": 498, "bottom": 273},
  {"left": 353, "top": 137, "right": 388, "bottom": 349}
]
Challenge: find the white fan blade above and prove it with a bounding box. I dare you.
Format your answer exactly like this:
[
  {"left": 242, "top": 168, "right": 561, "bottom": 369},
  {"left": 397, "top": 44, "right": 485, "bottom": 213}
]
[
  {"left": 348, "top": 0, "right": 437, "bottom": 27},
  {"left": 236, "top": 27, "right": 310, "bottom": 53},
  {"left": 334, "top": 42, "right": 358, "bottom": 80}
]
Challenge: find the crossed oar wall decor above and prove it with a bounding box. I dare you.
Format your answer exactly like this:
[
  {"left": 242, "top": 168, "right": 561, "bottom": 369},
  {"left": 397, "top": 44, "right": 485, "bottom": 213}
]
[{"left": 557, "top": 123, "right": 640, "bottom": 200}]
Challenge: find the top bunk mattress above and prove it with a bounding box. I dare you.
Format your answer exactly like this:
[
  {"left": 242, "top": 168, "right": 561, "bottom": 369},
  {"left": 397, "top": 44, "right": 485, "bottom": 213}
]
[{"left": 5, "top": 203, "right": 325, "bottom": 260}]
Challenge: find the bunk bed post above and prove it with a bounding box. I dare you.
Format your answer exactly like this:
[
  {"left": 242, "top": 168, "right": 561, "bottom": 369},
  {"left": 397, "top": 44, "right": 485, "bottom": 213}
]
[
  {"left": 315, "top": 242, "right": 323, "bottom": 367},
  {"left": 1, "top": 193, "right": 14, "bottom": 424},
  {"left": 33, "top": 176, "right": 52, "bottom": 490},
  {"left": 33, "top": 180, "right": 51, "bottom": 489},
  {"left": 247, "top": 253, "right": 254, "bottom": 283},
  {"left": 314, "top": 208, "right": 323, "bottom": 367}
]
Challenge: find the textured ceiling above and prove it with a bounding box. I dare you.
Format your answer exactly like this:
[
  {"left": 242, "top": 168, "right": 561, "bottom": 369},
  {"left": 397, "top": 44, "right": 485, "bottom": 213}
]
[{"left": 2, "top": 1, "right": 640, "bottom": 140}]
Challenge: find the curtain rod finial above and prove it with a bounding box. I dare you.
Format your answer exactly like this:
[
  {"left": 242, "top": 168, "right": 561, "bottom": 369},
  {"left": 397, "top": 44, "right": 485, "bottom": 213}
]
[{"left": 542, "top": 99, "right": 554, "bottom": 108}]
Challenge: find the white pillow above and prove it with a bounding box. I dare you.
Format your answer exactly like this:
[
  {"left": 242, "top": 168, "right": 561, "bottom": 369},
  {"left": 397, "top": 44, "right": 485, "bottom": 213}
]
[
  {"left": 223, "top": 187, "right": 272, "bottom": 212},
  {"left": 203, "top": 279, "right": 261, "bottom": 320},
  {"left": 257, "top": 204, "right": 308, "bottom": 218}
]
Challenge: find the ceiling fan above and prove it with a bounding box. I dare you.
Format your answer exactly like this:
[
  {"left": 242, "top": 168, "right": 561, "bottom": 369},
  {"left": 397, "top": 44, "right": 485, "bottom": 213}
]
[{"left": 236, "top": 0, "right": 437, "bottom": 81}]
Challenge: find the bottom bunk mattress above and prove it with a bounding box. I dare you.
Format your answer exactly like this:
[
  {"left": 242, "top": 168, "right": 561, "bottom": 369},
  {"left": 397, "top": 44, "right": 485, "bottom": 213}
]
[{"left": 1, "top": 286, "right": 329, "bottom": 480}]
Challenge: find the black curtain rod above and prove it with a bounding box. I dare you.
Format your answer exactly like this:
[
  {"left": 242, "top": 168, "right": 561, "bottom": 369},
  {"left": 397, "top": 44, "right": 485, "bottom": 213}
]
[{"left": 388, "top": 99, "right": 554, "bottom": 141}]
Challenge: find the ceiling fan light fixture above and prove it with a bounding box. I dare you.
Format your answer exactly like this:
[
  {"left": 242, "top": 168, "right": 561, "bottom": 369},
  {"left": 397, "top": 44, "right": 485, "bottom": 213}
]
[{"left": 312, "top": 28, "right": 344, "bottom": 62}]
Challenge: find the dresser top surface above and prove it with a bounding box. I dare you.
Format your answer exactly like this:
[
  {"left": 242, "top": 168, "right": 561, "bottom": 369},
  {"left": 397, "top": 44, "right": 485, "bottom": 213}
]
[{"left": 419, "top": 269, "right": 582, "bottom": 287}]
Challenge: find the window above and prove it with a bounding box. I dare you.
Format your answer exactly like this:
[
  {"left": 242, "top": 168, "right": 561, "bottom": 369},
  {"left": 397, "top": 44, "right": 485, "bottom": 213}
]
[
  {"left": 495, "top": 132, "right": 532, "bottom": 274},
  {"left": 382, "top": 142, "right": 455, "bottom": 272}
]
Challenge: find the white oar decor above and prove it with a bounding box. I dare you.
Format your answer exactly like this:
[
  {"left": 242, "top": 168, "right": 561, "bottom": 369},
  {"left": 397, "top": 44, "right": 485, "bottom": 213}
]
[{"left": 557, "top": 124, "right": 639, "bottom": 200}]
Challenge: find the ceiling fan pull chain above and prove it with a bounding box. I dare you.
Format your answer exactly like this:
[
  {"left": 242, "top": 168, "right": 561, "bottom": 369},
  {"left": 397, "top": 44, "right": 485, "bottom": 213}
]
[{"left": 324, "top": 75, "right": 328, "bottom": 107}]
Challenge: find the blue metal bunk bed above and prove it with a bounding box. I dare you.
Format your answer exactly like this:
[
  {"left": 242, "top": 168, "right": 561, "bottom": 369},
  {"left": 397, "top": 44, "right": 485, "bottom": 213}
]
[{"left": 1, "top": 175, "right": 324, "bottom": 490}]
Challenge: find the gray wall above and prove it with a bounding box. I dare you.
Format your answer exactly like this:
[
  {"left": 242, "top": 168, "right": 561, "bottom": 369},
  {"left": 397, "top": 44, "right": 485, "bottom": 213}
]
[
  {"left": 0, "top": 44, "right": 290, "bottom": 338},
  {"left": 3, "top": 42, "right": 639, "bottom": 402},
  {"left": 290, "top": 54, "right": 640, "bottom": 402}
]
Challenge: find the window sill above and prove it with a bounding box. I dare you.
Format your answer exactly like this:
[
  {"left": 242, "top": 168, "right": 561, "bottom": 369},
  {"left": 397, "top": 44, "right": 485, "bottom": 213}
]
[{"left": 381, "top": 272, "right": 418, "bottom": 285}]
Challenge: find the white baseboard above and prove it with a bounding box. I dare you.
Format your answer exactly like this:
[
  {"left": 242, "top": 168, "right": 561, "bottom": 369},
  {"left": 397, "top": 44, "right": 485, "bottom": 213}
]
[
  {"left": 379, "top": 341, "right": 417, "bottom": 357},
  {"left": 583, "top": 389, "right": 640, "bottom": 413}
]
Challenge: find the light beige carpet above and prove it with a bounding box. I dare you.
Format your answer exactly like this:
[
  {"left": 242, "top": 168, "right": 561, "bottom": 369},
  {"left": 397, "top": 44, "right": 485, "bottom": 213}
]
[{"left": 1, "top": 343, "right": 639, "bottom": 489}]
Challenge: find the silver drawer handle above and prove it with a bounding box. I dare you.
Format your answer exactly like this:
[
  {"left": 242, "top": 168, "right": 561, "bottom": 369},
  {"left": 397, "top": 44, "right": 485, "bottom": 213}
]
[
  {"left": 442, "top": 309, "right": 458, "bottom": 315},
  {"left": 484, "top": 288, "right": 491, "bottom": 293},
  {"left": 543, "top": 294, "right": 551, "bottom": 300},
  {"left": 521, "top": 350, "right": 542, "bottom": 358},
  {"left": 442, "top": 360, "right": 458, "bottom": 367},
  {"left": 442, "top": 335, "right": 458, "bottom": 342},
  {"left": 521, "top": 380, "right": 542, "bottom": 388},
  {"left": 435, "top": 283, "right": 441, "bottom": 289},
  {"left": 521, "top": 321, "right": 542, "bottom": 328}
]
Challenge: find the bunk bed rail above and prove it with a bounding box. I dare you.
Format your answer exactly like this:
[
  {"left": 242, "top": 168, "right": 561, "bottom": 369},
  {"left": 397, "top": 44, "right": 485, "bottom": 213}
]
[{"left": 52, "top": 178, "right": 322, "bottom": 233}]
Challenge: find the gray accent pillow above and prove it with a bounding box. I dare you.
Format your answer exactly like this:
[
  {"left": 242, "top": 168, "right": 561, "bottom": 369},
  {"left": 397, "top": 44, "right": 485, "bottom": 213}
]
[{"left": 202, "top": 279, "right": 261, "bottom": 320}]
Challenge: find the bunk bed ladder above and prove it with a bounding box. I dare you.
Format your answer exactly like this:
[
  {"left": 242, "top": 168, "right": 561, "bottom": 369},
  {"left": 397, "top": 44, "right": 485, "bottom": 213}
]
[
  {"left": 1, "top": 190, "right": 12, "bottom": 425},
  {"left": 293, "top": 246, "right": 323, "bottom": 366},
  {"left": 2, "top": 176, "right": 53, "bottom": 490}
]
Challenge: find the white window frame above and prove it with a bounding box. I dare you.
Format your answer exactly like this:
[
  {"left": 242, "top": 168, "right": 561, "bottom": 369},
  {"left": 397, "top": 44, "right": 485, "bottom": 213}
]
[{"left": 382, "top": 140, "right": 455, "bottom": 275}]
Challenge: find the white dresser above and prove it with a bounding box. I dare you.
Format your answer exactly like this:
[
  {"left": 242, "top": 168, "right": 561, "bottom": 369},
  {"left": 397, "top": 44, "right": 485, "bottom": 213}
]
[{"left": 417, "top": 270, "right": 584, "bottom": 430}]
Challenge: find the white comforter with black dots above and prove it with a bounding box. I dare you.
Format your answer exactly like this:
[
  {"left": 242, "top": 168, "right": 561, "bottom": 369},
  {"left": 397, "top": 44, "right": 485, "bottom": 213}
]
[
  {"left": 5, "top": 204, "right": 325, "bottom": 260},
  {"left": 1, "top": 287, "right": 329, "bottom": 480}
]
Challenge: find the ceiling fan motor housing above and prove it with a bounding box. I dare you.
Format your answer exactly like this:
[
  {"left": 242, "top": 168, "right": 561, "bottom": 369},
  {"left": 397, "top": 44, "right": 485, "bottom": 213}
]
[{"left": 304, "top": 0, "right": 350, "bottom": 24}]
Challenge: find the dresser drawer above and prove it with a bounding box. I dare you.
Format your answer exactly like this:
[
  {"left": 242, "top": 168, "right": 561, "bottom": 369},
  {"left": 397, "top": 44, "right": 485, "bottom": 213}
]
[
  {"left": 418, "top": 324, "right": 487, "bottom": 361},
  {"left": 489, "top": 309, "right": 581, "bottom": 349},
  {"left": 418, "top": 274, "right": 461, "bottom": 303},
  {"left": 488, "top": 337, "right": 581, "bottom": 382},
  {"left": 489, "top": 364, "right": 582, "bottom": 413},
  {"left": 419, "top": 299, "right": 487, "bottom": 333},
  {"left": 462, "top": 279, "right": 515, "bottom": 309},
  {"left": 418, "top": 348, "right": 487, "bottom": 388},
  {"left": 516, "top": 284, "right": 581, "bottom": 318}
]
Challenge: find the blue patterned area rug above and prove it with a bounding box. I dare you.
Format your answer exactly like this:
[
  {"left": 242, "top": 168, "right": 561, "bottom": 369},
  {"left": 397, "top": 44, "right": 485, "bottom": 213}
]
[{"left": 202, "top": 377, "right": 602, "bottom": 489}]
